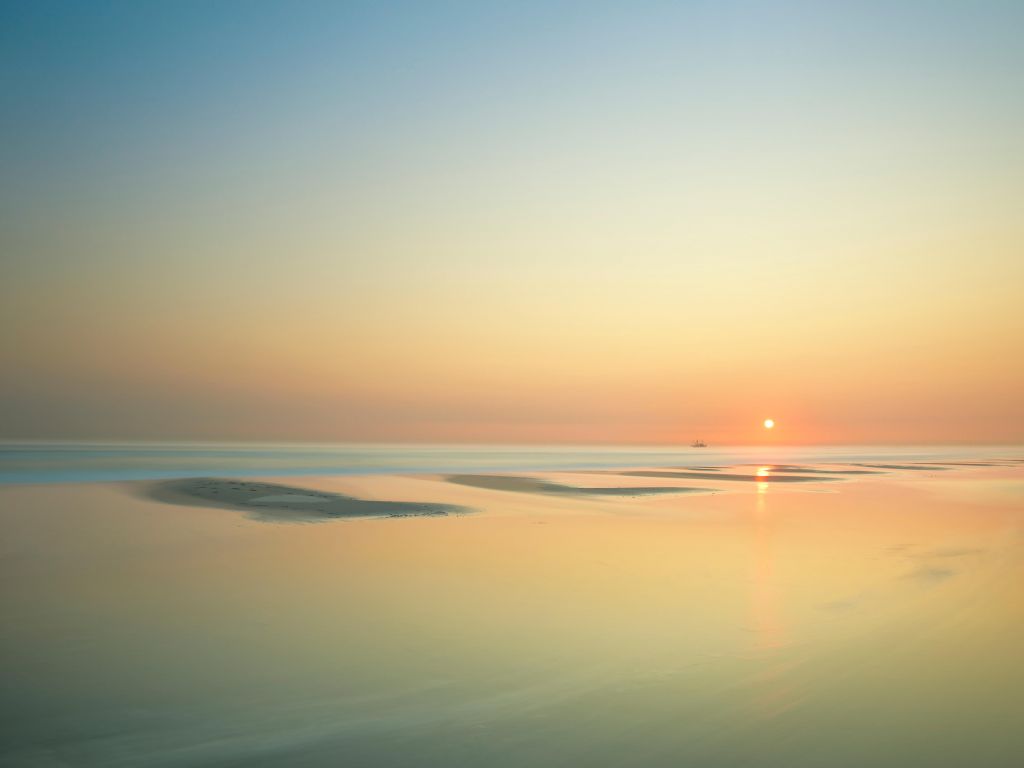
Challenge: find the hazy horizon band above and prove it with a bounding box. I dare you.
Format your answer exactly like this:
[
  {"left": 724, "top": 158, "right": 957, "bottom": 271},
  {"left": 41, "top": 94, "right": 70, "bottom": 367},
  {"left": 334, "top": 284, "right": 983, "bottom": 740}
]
[{"left": 2, "top": 442, "right": 1019, "bottom": 485}]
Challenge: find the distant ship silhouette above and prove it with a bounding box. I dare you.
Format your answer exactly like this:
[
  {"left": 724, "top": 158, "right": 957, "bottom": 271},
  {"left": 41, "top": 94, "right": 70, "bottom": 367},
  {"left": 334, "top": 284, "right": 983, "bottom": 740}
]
[{"left": 690, "top": 440, "right": 708, "bottom": 448}]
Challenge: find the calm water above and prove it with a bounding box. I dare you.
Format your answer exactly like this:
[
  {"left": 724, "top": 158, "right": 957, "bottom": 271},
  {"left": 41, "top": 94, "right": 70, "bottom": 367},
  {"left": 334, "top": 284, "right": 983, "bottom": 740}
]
[
  {"left": 1, "top": 441, "right": 1019, "bottom": 484},
  {"left": 1, "top": 447, "right": 1023, "bottom": 767}
]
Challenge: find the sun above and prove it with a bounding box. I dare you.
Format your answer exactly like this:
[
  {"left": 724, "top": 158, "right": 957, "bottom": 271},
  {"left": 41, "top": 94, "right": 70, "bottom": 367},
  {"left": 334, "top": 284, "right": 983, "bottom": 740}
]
[{"left": 763, "top": 418, "right": 775, "bottom": 430}]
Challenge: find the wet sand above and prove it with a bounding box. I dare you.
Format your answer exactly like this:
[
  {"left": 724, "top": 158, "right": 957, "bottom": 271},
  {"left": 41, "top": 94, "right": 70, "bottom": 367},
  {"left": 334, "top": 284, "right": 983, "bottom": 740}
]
[
  {"left": 2, "top": 459, "right": 1023, "bottom": 766},
  {"left": 852, "top": 463, "right": 953, "bottom": 471},
  {"left": 614, "top": 469, "right": 842, "bottom": 482},
  {"left": 143, "top": 477, "right": 471, "bottom": 522},
  {"left": 740, "top": 464, "right": 883, "bottom": 475},
  {"left": 445, "top": 474, "right": 712, "bottom": 497}
]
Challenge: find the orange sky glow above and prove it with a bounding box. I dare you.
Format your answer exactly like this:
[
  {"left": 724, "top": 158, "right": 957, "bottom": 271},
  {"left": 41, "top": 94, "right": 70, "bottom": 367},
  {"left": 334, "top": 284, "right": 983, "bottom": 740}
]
[{"left": 1, "top": 4, "right": 1022, "bottom": 445}]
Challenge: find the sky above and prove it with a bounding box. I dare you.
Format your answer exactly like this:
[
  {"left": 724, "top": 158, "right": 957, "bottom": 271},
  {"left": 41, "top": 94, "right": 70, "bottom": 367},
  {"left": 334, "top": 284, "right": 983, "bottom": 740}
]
[{"left": 1, "top": 1, "right": 1022, "bottom": 445}]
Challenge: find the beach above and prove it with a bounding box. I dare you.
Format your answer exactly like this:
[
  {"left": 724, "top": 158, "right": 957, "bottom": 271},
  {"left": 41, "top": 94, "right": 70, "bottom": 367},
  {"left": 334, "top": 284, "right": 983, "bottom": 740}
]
[
  {"left": 5, "top": 2, "right": 1023, "bottom": 765},
  {"left": 2, "top": 447, "right": 1023, "bottom": 766}
]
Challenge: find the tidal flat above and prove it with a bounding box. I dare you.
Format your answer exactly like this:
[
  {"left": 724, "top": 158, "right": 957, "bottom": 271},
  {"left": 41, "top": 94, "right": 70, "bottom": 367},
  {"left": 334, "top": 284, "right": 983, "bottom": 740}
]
[{"left": 1, "top": 452, "right": 1023, "bottom": 767}]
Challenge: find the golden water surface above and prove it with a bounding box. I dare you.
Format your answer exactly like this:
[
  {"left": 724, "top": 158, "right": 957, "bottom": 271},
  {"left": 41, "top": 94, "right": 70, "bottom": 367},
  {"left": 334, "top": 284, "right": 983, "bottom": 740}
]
[{"left": 1, "top": 464, "right": 1022, "bottom": 766}]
